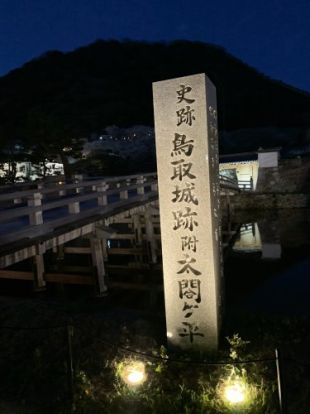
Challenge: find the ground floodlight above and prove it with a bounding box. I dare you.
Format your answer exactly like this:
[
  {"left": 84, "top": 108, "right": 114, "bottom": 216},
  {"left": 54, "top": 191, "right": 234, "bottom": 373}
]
[
  {"left": 119, "top": 360, "right": 146, "bottom": 387},
  {"left": 224, "top": 381, "right": 246, "bottom": 404},
  {"left": 218, "top": 372, "right": 258, "bottom": 409}
]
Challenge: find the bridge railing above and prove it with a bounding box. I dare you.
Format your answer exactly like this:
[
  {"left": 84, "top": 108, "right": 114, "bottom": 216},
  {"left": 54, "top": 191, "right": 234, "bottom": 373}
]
[
  {"left": 0, "top": 170, "right": 240, "bottom": 234},
  {"left": 219, "top": 175, "right": 240, "bottom": 191},
  {"left": 0, "top": 173, "right": 158, "bottom": 228},
  {"left": 238, "top": 179, "right": 253, "bottom": 191},
  {"left": 0, "top": 171, "right": 238, "bottom": 197}
]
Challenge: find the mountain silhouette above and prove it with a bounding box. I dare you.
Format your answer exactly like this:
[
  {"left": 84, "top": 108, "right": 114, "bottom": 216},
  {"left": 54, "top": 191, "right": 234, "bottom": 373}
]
[{"left": 0, "top": 40, "right": 309, "bottom": 152}]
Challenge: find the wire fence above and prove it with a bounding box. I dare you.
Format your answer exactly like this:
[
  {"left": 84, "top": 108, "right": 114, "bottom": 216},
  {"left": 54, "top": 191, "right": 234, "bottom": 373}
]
[
  {"left": 0, "top": 320, "right": 309, "bottom": 413},
  {"left": 0, "top": 322, "right": 71, "bottom": 412}
]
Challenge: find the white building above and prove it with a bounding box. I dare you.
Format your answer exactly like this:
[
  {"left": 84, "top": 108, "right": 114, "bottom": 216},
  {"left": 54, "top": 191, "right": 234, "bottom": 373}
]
[
  {"left": 219, "top": 152, "right": 259, "bottom": 190},
  {"left": 219, "top": 148, "right": 281, "bottom": 191},
  {"left": 0, "top": 161, "right": 64, "bottom": 182}
]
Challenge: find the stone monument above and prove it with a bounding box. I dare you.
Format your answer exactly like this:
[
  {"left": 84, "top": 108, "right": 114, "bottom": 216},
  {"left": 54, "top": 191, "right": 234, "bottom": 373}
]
[{"left": 153, "top": 73, "right": 222, "bottom": 352}]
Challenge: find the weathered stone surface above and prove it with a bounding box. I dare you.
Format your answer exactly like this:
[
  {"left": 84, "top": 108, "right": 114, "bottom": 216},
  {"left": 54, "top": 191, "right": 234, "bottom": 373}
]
[
  {"left": 232, "top": 192, "right": 310, "bottom": 210},
  {"left": 153, "top": 74, "right": 221, "bottom": 352},
  {"left": 256, "top": 159, "right": 310, "bottom": 193}
]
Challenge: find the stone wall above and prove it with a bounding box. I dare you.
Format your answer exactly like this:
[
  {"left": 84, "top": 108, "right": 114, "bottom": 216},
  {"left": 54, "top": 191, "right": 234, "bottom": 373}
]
[
  {"left": 233, "top": 208, "right": 310, "bottom": 249},
  {"left": 256, "top": 158, "right": 310, "bottom": 193},
  {"left": 232, "top": 192, "right": 310, "bottom": 210}
]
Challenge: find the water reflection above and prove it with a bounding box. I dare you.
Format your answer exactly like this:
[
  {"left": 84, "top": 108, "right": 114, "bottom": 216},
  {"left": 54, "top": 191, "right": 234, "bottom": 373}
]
[
  {"left": 232, "top": 222, "right": 282, "bottom": 259},
  {"left": 233, "top": 223, "right": 261, "bottom": 253},
  {"left": 261, "top": 243, "right": 281, "bottom": 260},
  {"left": 226, "top": 209, "right": 310, "bottom": 315}
]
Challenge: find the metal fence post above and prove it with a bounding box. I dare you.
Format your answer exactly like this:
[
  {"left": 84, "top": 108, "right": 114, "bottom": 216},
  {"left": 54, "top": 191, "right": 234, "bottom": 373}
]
[
  {"left": 275, "top": 348, "right": 287, "bottom": 414},
  {"left": 66, "top": 321, "right": 74, "bottom": 405}
]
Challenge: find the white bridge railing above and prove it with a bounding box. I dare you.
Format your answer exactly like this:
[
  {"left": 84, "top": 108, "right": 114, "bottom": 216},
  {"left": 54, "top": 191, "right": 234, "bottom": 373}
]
[
  {"left": 0, "top": 172, "right": 239, "bottom": 241},
  {"left": 0, "top": 173, "right": 158, "bottom": 233}
]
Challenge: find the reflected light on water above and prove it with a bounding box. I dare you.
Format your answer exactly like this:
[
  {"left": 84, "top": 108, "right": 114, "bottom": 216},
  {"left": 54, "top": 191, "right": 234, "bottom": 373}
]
[
  {"left": 233, "top": 222, "right": 282, "bottom": 259},
  {"left": 233, "top": 223, "right": 262, "bottom": 253}
]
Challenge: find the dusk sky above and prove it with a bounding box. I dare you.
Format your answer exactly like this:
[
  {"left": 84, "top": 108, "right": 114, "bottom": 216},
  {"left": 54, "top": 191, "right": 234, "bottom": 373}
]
[{"left": 0, "top": 0, "right": 310, "bottom": 92}]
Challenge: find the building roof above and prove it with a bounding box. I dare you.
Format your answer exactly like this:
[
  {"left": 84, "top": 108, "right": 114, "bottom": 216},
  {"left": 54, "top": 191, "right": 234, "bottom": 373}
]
[
  {"left": 219, "top": 151, "right": 258, "bottom": 163},
  {"left": 257, "top": 147, "right": 282, "bottom": 153}
]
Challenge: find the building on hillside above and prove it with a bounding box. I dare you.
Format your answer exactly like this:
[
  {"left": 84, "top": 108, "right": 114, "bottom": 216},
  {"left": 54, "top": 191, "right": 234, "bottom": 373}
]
[
  {"left": 0, "top": 146, "right": 282, "bottom": 187},
  {"left": 0, "top": 161, "right": 64, "bottom": 182}
]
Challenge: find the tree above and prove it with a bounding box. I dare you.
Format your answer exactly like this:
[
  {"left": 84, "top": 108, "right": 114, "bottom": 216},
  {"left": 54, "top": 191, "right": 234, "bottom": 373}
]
[{"left": 23, "top": 107, "right": 84, "bottom": 179}]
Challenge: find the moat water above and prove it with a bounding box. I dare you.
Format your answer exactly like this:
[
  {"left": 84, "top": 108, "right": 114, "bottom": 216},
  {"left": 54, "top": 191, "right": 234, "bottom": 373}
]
[
  {"left": 0, "top": 209, "right": 309, "bottom": 320},
  {"left": 225, "top": 208, "right": 310, "bottom": 317}
]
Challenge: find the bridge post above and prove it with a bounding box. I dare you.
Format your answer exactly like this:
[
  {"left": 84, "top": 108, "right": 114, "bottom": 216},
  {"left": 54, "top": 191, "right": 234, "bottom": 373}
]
[
  {"left": 58, "top": 183, "right": 66, "bottom": 196},
  {"left": 68, "top": 201, "right": 80, "bottom": 214},
  {"left": 145, "top": 208, "right": 157, "bottom": 264},
  {"left": 228, "top": 191, "right": 235, "bottom": 218},
  {"left": 137, "top": 176, "right": 145, "bottom": 195},
  {"left": 120, "top": 182, "right": 129, "bottom": 200},
  {"left": 90, "top": 237, "right": 108, "bottom": 296},
  {"left": 151, "top": 181, "right": 158, "bottom": 192},
  {"left": 97, "top": 182, "right": 109, "bottom": 206},
  {"left": 225, "top": 192, "right": 231, "bottom": 219},
  {"left": 120, "top": 178, "right": 131, "bottom": 199},
  {"left": 120, "top": 189, "right": 128, "bottom": 199},
  {"left": 133, "top": 214, "right": 142, "bottom": 245},
  {"left": 101, "top": 238, "right": 108, "bottom": 261},
  {"left": 133, "top": 213, "right": 145, "bottom": 265},
  {"left": 27, "top": 192, "right": 43, "bottom": 225},
  {"left": 58, "top": 244, "right": 65, "bottom": 261},
  {"left": 33, "top": 243, "right": 46, "bottom": 290}
]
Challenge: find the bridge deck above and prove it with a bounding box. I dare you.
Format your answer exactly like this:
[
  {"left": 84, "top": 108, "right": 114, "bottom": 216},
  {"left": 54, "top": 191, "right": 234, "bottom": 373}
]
[{"left": 0, "top": 173, "right": 239, "bottom": 275}]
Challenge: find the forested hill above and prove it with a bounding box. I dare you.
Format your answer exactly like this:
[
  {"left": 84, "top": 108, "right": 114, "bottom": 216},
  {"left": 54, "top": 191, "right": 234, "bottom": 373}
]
[{"left": 0, "top": 40, "right": 310, "bottom": 140}]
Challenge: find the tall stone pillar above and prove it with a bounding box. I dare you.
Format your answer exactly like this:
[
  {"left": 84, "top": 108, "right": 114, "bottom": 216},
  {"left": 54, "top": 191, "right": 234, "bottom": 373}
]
[{"left": 153, "top": 74, "right": 222, "bottom": 352}]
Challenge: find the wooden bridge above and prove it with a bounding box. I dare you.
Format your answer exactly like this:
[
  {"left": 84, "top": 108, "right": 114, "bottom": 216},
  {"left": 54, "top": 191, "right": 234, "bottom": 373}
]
[{"left": 0, "top": 173, "right": 239, "bottom": 293}]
